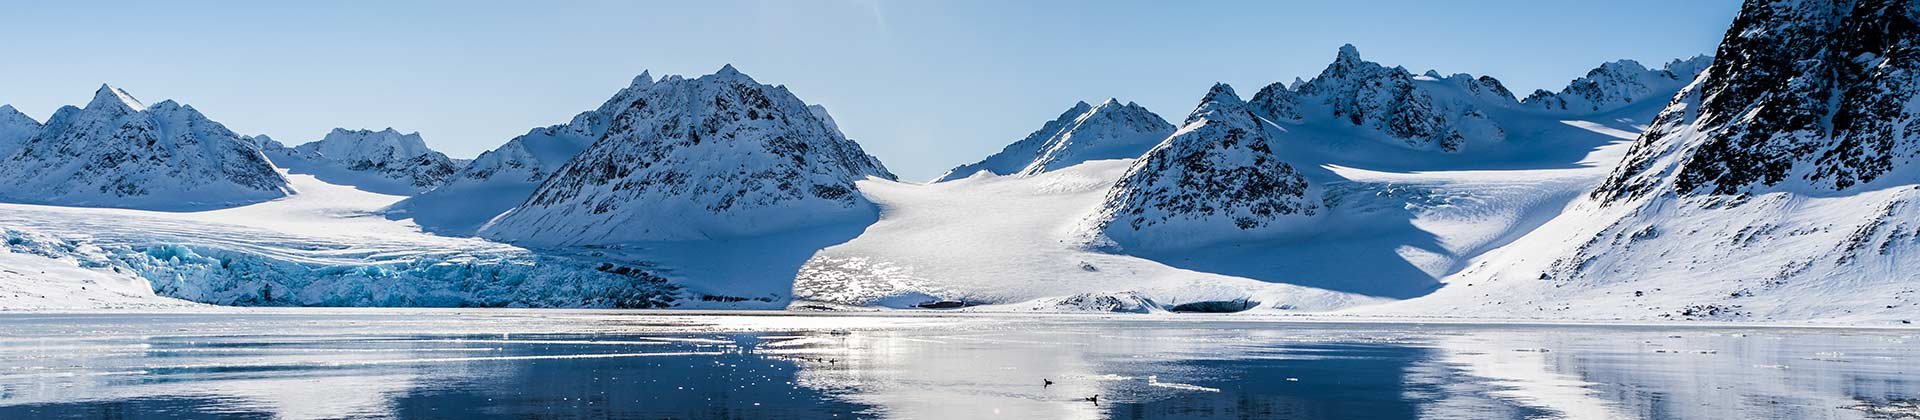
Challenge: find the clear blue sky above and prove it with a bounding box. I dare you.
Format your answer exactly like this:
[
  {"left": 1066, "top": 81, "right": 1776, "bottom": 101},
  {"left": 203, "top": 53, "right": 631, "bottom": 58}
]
[{"left": 0, "top": 0, "right": 1739, "bottom": 181}]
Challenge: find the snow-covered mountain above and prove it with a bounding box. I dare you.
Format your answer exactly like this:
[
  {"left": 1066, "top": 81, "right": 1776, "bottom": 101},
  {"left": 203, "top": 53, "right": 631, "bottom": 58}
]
[
  {"left": 1242, "top": 45, "right": 1711, "bottom": 158},
  {"left": 1082, "top": 84, "right": 1319, "bottom": 250},
  {"left": 793, "top": 49, "right": 1718, "bottom": 312},
  {"left": 935, "top": 99, "right": 1174, "bottom": 182},
  {"left": 1521, "top": 56, "right": 1712, "bottom": 114},
  {"left": 240, "top": 134, "right": 284, "bottom": 150},
  {"left": 0, "top": 105, "right": 42, "bottom": 158},
  {"left": 387, "top": 72, "right": 659, "bottom": 234},
  {"left": 1249, "top": 44, "right": 1514, "bottom": 152},
  {"left": 270, "top": 128, "right": 459, "bottom": 195},
  {"left": 478, "top": 65, "right": 896, "bottom": 245},
  {"left": 1385, "top": 0, "right": 1920, "bottom": 323},
  {"left": 0, "top": 85, "right": 292, "bottom": 210}
]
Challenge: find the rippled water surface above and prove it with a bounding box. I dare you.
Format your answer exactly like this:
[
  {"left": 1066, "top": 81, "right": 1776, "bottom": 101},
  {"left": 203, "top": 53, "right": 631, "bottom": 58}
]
[{"left": 0, "top": 311, "right": 1914, "bottom": 419}]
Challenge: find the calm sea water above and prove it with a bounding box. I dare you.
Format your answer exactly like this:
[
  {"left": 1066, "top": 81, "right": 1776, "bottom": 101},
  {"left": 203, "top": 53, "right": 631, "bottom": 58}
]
[{"left": 0, "top": 310, "right": 1913, "bottom": 419}]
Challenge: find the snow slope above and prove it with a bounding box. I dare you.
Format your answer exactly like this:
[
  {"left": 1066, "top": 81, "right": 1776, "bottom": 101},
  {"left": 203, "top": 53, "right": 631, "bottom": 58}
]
[
  {"left": 479, "top": 65, "right": 895, "bottom": 245},
  {"left": 792, "top": 159, "right": 1386, "bottom": 312},
  {"left": 270, "top": 128, "right": 460, "bottom": 195},
  {"left": 1365, "top": 0, "right": 1920, "bottom": 324},
  {"left": 934, "top": 99, "right": 1174, "bottom": 182},
  {"left": 0, "top": 85, "right": 292, "bottom": 210},
  {"left": 786, "top": 87, "right": 1665, "bottom": 311}
]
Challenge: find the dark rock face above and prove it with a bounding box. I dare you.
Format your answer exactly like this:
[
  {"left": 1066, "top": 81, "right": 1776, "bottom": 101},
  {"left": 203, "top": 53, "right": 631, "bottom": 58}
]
[
  {"left": 480, "top": 65, "right": 895, "bottom": 245},
  {"left": 1596, "top": 0, "right": 1920, "bottom": 202},
  {"left": 1247, "top": 83, "right": 1305, "bottom": 123},
  {"left": 1298, "top": 45, "right": 1469, "bottom": 151},
  {"left": 1090, "top": 84, "right": 1319, "bottom": 248}
]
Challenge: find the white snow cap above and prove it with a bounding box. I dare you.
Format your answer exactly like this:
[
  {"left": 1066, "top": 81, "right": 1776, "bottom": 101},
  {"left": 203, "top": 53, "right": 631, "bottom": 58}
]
[
  {"left": 710, "top": 64, "right": 753, "bottom": 82},
  {"left": 87, "top": 84, "right": 146, "bottom": 112},
  {"left": 305, "top": 127, "right": 438, "bottom": 161},
  {"left": 934, "top": 97, "right": 1174, "bottom": 181},
  {"left": 0, "top": 105, "right": 38, "bottom": 126},
  {"left": 630, "top": 70, "right": 655, "bottom": 89},
  {"left": 1187, "top": 83, "right": 1244, "bottom": 124}
]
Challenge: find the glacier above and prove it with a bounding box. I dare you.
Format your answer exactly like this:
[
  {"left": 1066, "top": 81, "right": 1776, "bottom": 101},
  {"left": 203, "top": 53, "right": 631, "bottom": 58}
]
[{"left": 0, "top": 171, "right": 677, "bottom": 309}]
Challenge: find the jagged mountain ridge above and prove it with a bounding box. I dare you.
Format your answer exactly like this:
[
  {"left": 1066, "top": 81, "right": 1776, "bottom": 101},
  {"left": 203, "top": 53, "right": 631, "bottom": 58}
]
[
  {"left": 1599, "top": 0, "right": 1920, "bottom": 199},
  {"left": 0, "top": 85, "right": 291, "bottom": 209},
  {"left": 1405, "top": 0, "right": 1920, "bottom": 322},
  {"left": 935, "top": 99, "right": 1174, "bottom": 182},
  {"left": 1521, "top": 56, "right": 1713, "bottom": 114},
  {"left": 274, "top": 128, "right": 460, "bottom": 194},
  {"left": 478, "top": 65, "right": 895, "bottom": 245},
  {"left": 1248, "top": 44, "right": 1513, "bottom": 152},
  {"left": 1075, "top": 47, "right": 1712, "bottom": 251},
  {"left": 1245, "top": 45, "right": 1711, "bottom": 155},
  {"left": 1084, "top": 84, "right": 1319, "bottom": 250}
]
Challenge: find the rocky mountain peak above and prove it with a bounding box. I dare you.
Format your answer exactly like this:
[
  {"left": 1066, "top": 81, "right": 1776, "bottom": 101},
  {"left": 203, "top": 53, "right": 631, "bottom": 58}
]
[
  {"left": 478, "top": 66, "right": 894, "bottom": 245},
  {"left": 87, "top": 84, "right": 145, "bottom": 113},
  {"left": 1334, "top": 44, "right": 1364, "bottom": 67},
  {"left": 284, "top": 127, "right": 459, "bottom": 194},
  {"left": 630, "top": 70, "right": 655, "bottom": 89},
  {"left": 1085, "top": 82, "right": 1319, "bottom": 249},
  {"left": 1189, "top": 83, "right": 1246, "bottom": 124},
  {"left": 303, "top": 128, "right": 436, "bottom": 161},
  {"left": 1595, "top": 0, "right": 1919, "bottom": 202},
  {"left": 710, "top": 64, "right": 752, "bottom": 82},
  {"left": 1522, "top": 55, "right": 1713, "bottom": 114},
  {"left": 1288, "top": 45, "right": 1505, "bottom": 152},
  {"left": 0, "top": 85, "right": 290, "bottom": 209}
]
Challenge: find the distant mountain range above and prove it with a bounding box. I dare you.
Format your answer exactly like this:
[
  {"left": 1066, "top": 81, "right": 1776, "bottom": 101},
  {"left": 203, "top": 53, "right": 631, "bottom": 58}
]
[{"left": 0, "top": 0, "right": 1913, "bottom": 323}]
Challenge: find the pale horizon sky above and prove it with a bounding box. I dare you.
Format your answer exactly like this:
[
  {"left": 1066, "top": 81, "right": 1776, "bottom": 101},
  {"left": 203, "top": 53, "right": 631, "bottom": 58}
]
[{"left": 0, "top": 0, "right": 1740, "bottom": 180}]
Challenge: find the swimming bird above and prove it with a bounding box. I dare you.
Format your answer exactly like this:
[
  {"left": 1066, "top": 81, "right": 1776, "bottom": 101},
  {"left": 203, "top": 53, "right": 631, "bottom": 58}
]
[{"left": 1043, "top": 379, "right": 1053, "bottom": 387}]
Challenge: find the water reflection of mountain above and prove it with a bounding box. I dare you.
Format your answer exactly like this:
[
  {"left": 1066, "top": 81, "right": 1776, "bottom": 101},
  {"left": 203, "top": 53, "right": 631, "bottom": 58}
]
[{"left": 0, "top": 313, "right": 1914, "bottom": 419}]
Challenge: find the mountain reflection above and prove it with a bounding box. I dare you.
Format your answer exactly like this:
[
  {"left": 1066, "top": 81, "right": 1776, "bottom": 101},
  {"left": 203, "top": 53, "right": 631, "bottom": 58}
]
[{"left": 0, "top": 312, "right": 1913, "bottom": 419}]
